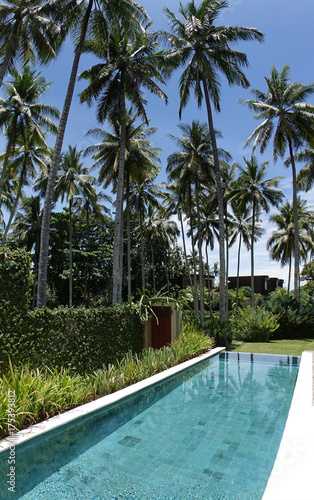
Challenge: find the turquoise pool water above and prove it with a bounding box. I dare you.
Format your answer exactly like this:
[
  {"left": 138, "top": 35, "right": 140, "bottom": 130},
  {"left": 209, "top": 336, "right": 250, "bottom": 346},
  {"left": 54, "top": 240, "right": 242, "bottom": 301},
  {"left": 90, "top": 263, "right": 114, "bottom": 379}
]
[{"left": 0, "top": 352, "right": 300, "bottom": 500}]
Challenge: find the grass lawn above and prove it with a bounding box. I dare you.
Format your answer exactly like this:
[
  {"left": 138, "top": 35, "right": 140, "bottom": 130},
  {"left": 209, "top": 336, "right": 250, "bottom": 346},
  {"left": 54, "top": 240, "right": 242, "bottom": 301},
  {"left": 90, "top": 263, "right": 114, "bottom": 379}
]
[{"left": 230, "top": 338, "right": 314, "bottom": 356}]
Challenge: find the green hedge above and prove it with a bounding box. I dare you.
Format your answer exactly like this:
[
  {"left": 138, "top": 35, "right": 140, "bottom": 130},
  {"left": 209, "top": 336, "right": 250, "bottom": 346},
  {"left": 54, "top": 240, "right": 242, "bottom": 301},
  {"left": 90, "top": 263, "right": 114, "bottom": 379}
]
[
  {"left": 0, "top": 247, "right": 31, "bottom": 310},
  {"left": 0, "top": 247, "right": 144, "bottom": 374},
  {"left": 0, "top": 304, "right": 144, "bottom": 374}
]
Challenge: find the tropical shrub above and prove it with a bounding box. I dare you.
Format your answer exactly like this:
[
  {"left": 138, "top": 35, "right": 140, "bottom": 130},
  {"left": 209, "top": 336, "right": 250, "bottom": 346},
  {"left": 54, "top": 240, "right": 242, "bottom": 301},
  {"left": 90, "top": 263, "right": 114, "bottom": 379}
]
[
  {"left": 0, "top": 247, "right": 31, "bottom": 310},
  {"left": 230, "top": 306, "right": 280, "bottom": 342},
  {"left": 266, "top": 293, "right": 314, "bottom": 339},
  {"left": 0, "top": 329, "right": 213, "bottom": 438}
]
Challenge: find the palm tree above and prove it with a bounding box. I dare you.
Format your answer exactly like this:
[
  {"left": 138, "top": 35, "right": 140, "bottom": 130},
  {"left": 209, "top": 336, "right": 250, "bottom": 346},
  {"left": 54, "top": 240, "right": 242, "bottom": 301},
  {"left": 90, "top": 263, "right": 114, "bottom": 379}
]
[
  {"left": 2, "top": 131, "right": 52, "bottom": 243},
  {"left": 37, "top": 0, "right": 147, "bottom": 307},
  {"left": 267, "top": 198, "right": 314, "bottom": 294},
  {"left": 79, "top": 26, "right": 167, "bottom": 304},
  {"left": 240, "top": 65, "right": 314, "bottom": 300},
  {"left": 0, "top": 65, "right": 59, "bottom": 203},
  {"left": 73, "top": 187, "right": 110, "bottom": 306},
  {"left": 230, "top": 155, "right": 284, "bottom": 304},
  {"left": 55, "top": 145, "right": 96, "bottom": 307},
  {"left": 129, "top": 175, "right": 161, "bottom": 292},
  {"left": 161, "top": 181, "right": 194, "bottom": 294},
  {"left": 164, "top": 0, "right": 264, "bottom": 321},
  {"left": 0, "top": 0, "right": 60, "bottom": 87},
  {"left": 229, "top": 203, "right": 264, "bottom": 308},
  {"left": 296, "top": 147, "right": 314, "bottom": 192},
  {"left": 0, "top": 174, "right": 18, "bottom": 234},
  {"left": 142, "top": 203, "right": 179, "bottom": 295},
  {"left": 12, "top": 195, "right": 42, "bottom": 307},
  {"left": 167, "top": 120, "right": 215, "bottom": 319},
  {"left": 85, "top": 109, "right": 161, "bottom": 300}
]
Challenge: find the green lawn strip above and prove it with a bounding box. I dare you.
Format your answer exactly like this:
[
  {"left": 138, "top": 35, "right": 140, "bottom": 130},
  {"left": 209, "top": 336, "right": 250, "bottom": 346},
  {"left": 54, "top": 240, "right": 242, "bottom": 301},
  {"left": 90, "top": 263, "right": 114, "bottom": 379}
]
[{"left": 230, "top": 338, "right": 314, "bottom": 356}]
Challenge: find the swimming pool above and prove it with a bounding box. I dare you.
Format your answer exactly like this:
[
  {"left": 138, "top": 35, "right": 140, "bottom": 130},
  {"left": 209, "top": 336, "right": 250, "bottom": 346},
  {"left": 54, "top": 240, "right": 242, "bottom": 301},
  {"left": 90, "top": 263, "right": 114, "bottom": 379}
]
[{"left": 0, "top": 352, "right": 300, "bottom": 500}]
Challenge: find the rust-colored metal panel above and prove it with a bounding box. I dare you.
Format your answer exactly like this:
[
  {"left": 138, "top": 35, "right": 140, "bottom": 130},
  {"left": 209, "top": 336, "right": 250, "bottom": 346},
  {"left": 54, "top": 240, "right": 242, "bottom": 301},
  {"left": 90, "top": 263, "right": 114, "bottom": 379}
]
[{"left": 151, "top": 307, "right": 171, "bottom": 349}]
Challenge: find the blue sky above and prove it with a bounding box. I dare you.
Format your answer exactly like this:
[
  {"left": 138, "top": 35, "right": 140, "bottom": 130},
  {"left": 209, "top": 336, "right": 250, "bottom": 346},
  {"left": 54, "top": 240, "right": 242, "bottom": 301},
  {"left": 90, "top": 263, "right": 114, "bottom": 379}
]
[{"left": 6, "top": 0, "right": 314, "bottom": 287}]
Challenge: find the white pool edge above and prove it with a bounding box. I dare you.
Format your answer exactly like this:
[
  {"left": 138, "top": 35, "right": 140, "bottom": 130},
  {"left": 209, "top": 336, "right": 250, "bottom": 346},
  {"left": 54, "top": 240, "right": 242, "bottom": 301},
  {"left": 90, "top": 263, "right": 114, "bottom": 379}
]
[
  {"left": 262, "top": 350, "right": 314, "bottom": 500},
  {"left": 0, "top": 347, "right": 225, "bottom": 454}
]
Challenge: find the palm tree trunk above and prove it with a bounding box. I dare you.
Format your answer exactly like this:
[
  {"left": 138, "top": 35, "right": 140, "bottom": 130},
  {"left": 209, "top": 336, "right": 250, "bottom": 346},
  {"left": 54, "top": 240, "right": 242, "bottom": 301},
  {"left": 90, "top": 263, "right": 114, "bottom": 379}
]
[
  {"left": 288, "top": 138, "right": 300, "bottom": 301},
  {"left": 84, "top": 204, "right": 90, "bottom": 306},
  {"left": 112, "top": 79, "right": 126, "bottom": 304},
  {"left": 205, "top": 242, "right": 213, "bottom": 315},
  {"left": 225, "top": 205, "right": 229, "bottom": 299},
  {"left": 126, "top": 175, "right": 132, "bottom": 301},
  {"left": 37, "top": 0, "right": 93, "bottom": 308},
  {"left": 140, "top": 205, "right": 145, "bottom": 291},
  {"left": 287, "top": 255, "right": 291, "bottom": 295},
  {"left": 195, "top": 181, "right": 204, "bottom": 321},
  {"left": 179, "top": 210, "right": 193, "bottom": 290},
  {"left": 202, "top": 80, "right": 227, "bottom": 322},
  {"left": 251, "top": 199, "right": 256, "bottom": 305},
  {"left": 0, "top": 19, "right": 19, "bottom": 88},
  {"left": 151, "top": 245, "right": 156, "bottom": 294},
  {"left": 69, "top": 199, "right": 73, "bottom": 307},
  {"left": 236, "top": 234, "right": 242, "bottom": 309},
  {"left": 0, "top": 115, "right": 18, "bottom": 204},
  {"left": 189, "top": 213, "right": 199, "bottom": 318},
  {"left": 2, "top": 164, "right": 26, "bottom": 244}
]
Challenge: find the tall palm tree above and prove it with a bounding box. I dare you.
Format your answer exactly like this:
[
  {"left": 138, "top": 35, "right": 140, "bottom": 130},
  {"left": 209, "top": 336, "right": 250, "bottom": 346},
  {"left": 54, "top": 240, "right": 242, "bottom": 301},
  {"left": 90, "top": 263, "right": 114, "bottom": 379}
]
[
  {"left": 0, "top": 174, "right": 18, "bottom": 233},
  {"left": 161, "top": 181, "right": 194, "bottom": 293},
  {"left": 142, "top": 203, "right": 179, "bottom": 295},
  {"left": 2, "top": 131, "right": 52, "bottom": 243},
  {"left": 129, "top": 175, "right": 161, "bottom": 292},
  {"left": 37, "top": 0, "right": 147, "bottom": 307},
  {"left": 267, "top": 198, "right": 314, "bottom": 294},
  {"left": 164, "top": 0, "right": 264, "bottom": 321},
  {"left": 0, "top": 65, "right": 59, "bottom": 203},
  {"left": 85, "top": 109, "right": 161, "bottom": 300},
  {"left": 240, "top": 65, "right": 314, "bottom": 300},
  {"left": 0, "top": 0, "right": 61, "bottom": 87},
  {"left": 79, "top": 27, "right": 167, "bottom": 304},
  {"left": 229, "top": 203, "right": 264, "bottom": 308},
  {"left": 296, "top": 147, "right": 314, "bottom": 192},
  {"left": 230, "top": 155, "right": 284, "bottom": 304},
  {"left": 12, "top": 195, "right": 42, "bottom": 307},
  {"left": 167, "top": 120, "right": 215, "bottom": 319},
  {"left": 73, "top": 187, "right": 110, "bottom": 305},
  {"left": 55, "top": 145, "right": 96, "bottom": 307}
]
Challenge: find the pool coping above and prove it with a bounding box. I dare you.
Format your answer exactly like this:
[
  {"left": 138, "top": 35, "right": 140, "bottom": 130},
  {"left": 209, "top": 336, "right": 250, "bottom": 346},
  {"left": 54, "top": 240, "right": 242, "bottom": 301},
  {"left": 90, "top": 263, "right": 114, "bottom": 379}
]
[
  {"left": 0, "top": 346, "right": 225, "bottom": 454},
  {"left": 262, "top": 350, "right": 314, "bottom": 500}
]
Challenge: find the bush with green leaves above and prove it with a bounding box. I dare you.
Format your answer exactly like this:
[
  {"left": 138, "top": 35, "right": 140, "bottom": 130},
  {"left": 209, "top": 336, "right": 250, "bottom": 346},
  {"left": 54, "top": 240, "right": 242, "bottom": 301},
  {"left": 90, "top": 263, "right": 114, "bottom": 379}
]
[
  {"left": 0, "top": 303, "right": 144, "bottom": 374},
  {"left": 230, "top": 306, "right": 280, "bottom": 342},
  {"left": 266, "top": 292, "right": 314, "bottom": 339},
  {"left": 0, "top": 247, "right": 31, "bottom": 310},
  {"left": 0, "top": 329, "right": 213, "bottom": 438}
]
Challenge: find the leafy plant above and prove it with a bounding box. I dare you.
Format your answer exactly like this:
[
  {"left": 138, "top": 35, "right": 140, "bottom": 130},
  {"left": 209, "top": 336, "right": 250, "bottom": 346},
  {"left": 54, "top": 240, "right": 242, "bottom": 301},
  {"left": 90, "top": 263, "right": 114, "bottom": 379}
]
[
  {"left": 0, "top": 330, "right": 213, "bottom": 438},
  {"left": 266, "top": 293, "right": 314, "bottom": 339},
  {"left": 230, "top": 306, "right": 280, "bottom": 342}
]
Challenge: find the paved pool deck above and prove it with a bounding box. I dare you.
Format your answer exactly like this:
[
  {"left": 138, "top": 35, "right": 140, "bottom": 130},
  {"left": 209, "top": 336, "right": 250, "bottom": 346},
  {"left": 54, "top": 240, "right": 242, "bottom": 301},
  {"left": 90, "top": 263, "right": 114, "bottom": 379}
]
[{"left": 262, "top": 350, "right": 314, "bottom": 500}]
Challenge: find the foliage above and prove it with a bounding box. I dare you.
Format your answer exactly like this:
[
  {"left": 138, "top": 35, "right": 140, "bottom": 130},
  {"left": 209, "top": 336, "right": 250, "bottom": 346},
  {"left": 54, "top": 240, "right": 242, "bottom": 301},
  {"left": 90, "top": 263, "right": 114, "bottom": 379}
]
[
  {"left": 227, "top": 286, "right": 264, "bottom": 309},
  {"left": 301, "top": 261, "right": 314, "bottom": 282},
  {"left": 0, "top": 330, "right": 213, "bottom": 438},
  {"left": 0, "top": 247, "right": 31, "bottom": 310},
  {"left": 0, "top": 303, "right": 144, "bottom": 374},
  {"left": 47, "top": 211, "right": 114, "bottom": 307},
  {"left": 266, "top": 292, "right": 314, "bottom": 339},
  {"left": 136, "top": 287, "right": 185, "bottom": 322},
  {"left": 230, "top": 306, "right": 280, "bottom": 342}
]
